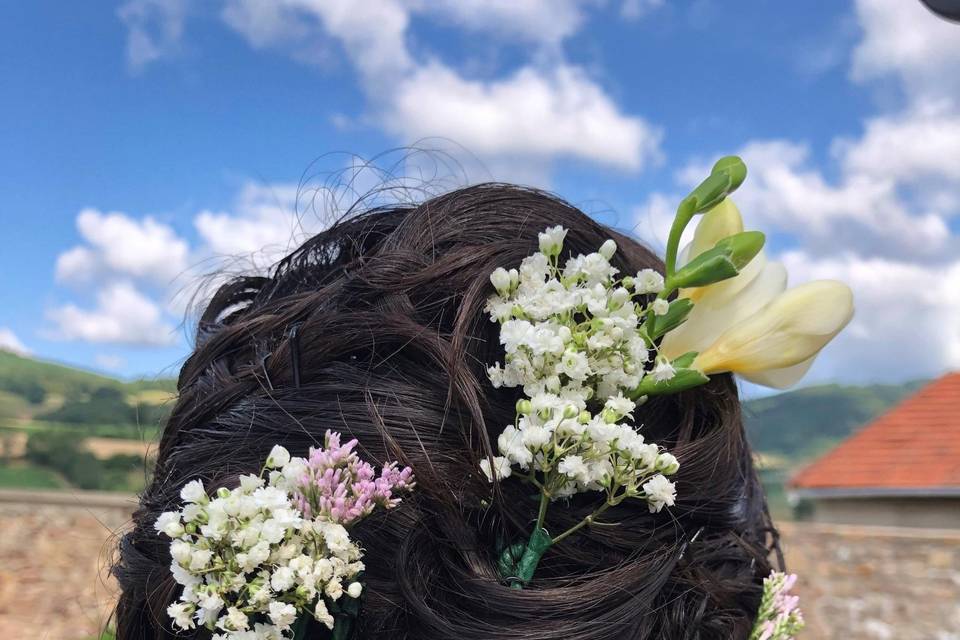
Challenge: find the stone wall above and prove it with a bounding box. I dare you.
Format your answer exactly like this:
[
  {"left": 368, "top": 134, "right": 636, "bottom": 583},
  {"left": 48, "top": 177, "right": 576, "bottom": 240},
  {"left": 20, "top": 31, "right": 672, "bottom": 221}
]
[
  {"left": 1, "top": 491, "right": 959, "bottom": 639},
  {"left": 779, "top": 521, "right": 960, "bottom": 639},
  {"left": 0, "top": 490, "right": 133, "bottom": 640}
]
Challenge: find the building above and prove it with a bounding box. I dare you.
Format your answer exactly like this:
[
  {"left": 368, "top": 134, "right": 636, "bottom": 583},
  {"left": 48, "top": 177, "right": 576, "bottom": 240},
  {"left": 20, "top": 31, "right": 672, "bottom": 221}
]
[{"left": 789, "top": 372, "right": 960, "bottom": 528}]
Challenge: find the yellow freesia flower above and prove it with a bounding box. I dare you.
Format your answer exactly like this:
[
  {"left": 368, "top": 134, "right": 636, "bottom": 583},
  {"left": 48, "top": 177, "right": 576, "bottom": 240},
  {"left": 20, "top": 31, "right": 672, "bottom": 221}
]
[
  {"left": 661, "top": 198, "right": 855, "bottom": 389},
  {"left": 691, "top": 280, "right": 854, "bottom": 384}
]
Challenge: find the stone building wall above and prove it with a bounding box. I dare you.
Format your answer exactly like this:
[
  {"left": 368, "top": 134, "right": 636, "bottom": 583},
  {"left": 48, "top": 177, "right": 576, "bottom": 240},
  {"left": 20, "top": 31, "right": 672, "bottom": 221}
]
[
  {"left": 779, "top": 521, "right": 960, "bottom": 639},
  {"left": 1, "top": 490, "right": 959, "bottom": 639}
]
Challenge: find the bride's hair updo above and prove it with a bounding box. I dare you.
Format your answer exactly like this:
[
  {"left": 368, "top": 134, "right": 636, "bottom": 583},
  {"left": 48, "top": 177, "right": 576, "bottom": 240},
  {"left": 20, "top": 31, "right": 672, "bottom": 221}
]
[{"left": 113, "top": 183, "right": 780, "bottom": 639}]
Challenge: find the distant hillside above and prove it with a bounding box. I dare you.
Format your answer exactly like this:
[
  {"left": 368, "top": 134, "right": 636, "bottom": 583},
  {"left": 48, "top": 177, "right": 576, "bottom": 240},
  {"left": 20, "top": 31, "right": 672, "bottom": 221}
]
[
  {"left": 743, "top": 380, "right": 928, "bottom": 464},
  {"left": 0, "top": 350, "right": 175, "bottom": 430}
]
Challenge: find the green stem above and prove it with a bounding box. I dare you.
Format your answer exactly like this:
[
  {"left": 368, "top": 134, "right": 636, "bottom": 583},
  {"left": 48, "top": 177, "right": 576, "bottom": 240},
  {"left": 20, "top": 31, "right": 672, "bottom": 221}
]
[
  {"left": 535, "top": 488, "right": 550, "bottom": 531},
  {"left": 551, "top": 502, "right": 613, "bottom": 545},
  {"left": 664, "top": 196, "right": 697, "bottom": 278}
]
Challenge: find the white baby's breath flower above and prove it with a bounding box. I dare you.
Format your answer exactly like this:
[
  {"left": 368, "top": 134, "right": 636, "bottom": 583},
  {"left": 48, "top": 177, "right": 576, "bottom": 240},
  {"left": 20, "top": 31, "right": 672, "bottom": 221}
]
[
  {"left": 652, "top": 298, "right": 669, "bottom": 316},
  {"left": 266, "top": 444, "right": 291, "bottom": 469},
  {"left": 538, "top": 225, "right": 567, "bottom": 256},
  {"left": 155, "top": 511, "right": 184, "bottom": 538},
  {"left": 239, "top": 474, "right": 264, "bottom": 493},
  {"left": 314, "top": 599, "right": 335, "bottom": 629},
  {"left": 188, "top": 548, "right": 213, "bottom": 571},
  {"left": 167, "top": 602, "right": 195, "bottom": 630},
  {"left": 603, "top": 393, "right": 635, "bottom": 419},
  {"left": 268, "top": 601, "right": 298, "bottom": 630},
  {"left": 221, "top": 606, "right": 250, "bottom": 632},
  {"left": 480, "top": 456, "right": 513, "bottom": 481},
  {"left": 656, "top": 452, "right": 680, "bottom": 475},
  {"left": 642, "top": 474, "right": 676, "bottom": 513},
  {"left": 270, "top": 566, "right": 295, "bottom": 592},
  {"left": 557, "top": 455, "right": 589, "bottom": 483},
  {"left": 635, "top": 269, "right": 665, "bottom": 294},
  {"left": 180, "top": 479, "right": 207, "bottom": 504},
  {"left": 651, "top": 357, "right": 676, "bottom": 382},
  {"left": 490, "top": 267, "right": 512, "bottom": 292},
  {"left": 169, "top": 539, "right": 192, "bottom": 565}
]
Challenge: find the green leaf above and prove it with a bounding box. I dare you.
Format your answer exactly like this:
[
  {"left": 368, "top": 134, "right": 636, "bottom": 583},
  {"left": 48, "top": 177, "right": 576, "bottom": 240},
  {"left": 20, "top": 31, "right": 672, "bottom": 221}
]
[
  {"left": 631, "top": 368, "right": 710, "bottom": 398},
  {"left": 648, "top": 298, "right": 694, "bottom": 340},
  {"left": 671, "top": 351, "right": 698, "bottom": 369}
]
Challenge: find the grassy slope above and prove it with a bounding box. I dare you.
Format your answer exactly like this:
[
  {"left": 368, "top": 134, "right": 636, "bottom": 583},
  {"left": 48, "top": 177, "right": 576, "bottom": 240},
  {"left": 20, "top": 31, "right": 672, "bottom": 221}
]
[{"left": 0, "top": 350, "right": 175, "bottom": 395}]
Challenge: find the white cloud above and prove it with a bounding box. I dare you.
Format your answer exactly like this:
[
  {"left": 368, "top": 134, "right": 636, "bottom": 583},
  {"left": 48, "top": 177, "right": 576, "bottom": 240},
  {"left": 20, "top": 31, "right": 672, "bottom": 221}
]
[
  {"left": 779, "top": 250, "right": 960, "bottom": 382},
  {"left": 836, "top": 100, "right": 960, "bottom": 187},
  {"left": 0, "top": 329, "right": 30, "bottom": 356},
  {"left": 852, "top": 0, "right": 960, "bottom": 99},
  {"left": 219, "top": 0, "right": 661, "bottom": 177},
  {"left": 117, "top": 0, "right": 186, "bottom": 71},
  {"left": 385, "top": 63, "right": 663, "bottom": 172},
  {"left": 56, "top": 208, "right": 190, "bottom": 286},
  {"left": 47, "top": 281, "right": 177, "bottom": 347},
  {"left": 620, "top": 0, "right": 664, "bottom": 20},
  {"left": 424, "top": 0, "right": 591, "bottom": 45},
  {"left": 221, "top": 0, "right": 412, "bottom": 80},
  {"left": 194, "top": 181, "right": 316, "bottom": 267}
]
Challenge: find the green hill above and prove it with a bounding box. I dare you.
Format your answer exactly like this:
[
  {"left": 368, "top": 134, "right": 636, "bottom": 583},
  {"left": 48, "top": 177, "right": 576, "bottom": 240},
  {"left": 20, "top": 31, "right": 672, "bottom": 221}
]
[
  {"left": 743, "top": 380, "right": 928, "bottom": 464},
  {"left": 0, "top": 349, "right": 175, "bottom": 432}
]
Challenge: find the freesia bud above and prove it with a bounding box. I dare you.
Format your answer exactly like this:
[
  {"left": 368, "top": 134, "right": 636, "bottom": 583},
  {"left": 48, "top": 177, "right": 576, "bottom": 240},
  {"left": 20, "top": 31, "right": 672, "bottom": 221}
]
[
  {"left": 599, "top": 239, "right": 617, "bottom": 260},
  {"left": 711, "top": 155, "right": 747, "bottom": 192}
]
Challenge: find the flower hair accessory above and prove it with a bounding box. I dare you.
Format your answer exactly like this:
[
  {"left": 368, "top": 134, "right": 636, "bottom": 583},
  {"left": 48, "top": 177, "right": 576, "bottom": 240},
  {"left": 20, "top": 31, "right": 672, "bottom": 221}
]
[
  {"left": 482, "top": 157, "right": 852, "bottom": 592},
  {"left": 155, "top": 431, "right": 414, "bottom": 640},
  {"left": 749, "top": 572, "right": 805, "bottom": 639}
]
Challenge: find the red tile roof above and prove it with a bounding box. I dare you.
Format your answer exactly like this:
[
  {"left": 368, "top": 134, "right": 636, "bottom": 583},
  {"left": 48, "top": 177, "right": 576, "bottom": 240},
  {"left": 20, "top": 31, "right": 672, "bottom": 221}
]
[{"left": 789, "top": 373, "right": 960, "bottom": 491}]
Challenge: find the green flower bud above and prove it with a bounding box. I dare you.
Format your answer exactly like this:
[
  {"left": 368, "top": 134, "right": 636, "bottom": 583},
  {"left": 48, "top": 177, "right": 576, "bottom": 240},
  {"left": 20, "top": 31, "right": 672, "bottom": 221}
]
[
  {"left": 563, "top": 405, "right": 579, "bottom": 419},
  {"left": 711, "top": 155, "right": 747, "bottom": 192},
  {"left": 578, "top": 410, "right": 592, "bottom": 424},
  {"left": 713, "top": 231, "right": 765, "bottom": 270},
  {"left": 217, "top": 487, "right": 231, "bottom": 499},
  {"left": 621, "top": 275, "right": 635, "bottom": 290},
  {"left": 602, "top": 407, "right": 619, "bottom": 423},
  {"left": 516, "top": 399, "right": 533, "bottom": 415},
  {"left": 185, "top": 522, "right": 198, "bottom": 534}
]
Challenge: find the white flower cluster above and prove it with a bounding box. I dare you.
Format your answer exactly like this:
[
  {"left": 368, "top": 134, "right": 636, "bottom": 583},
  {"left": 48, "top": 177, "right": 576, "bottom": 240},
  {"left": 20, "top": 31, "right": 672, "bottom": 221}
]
[
  {"left": 483, "top": 226, "right": 678, "bottom": 512},
  {"left": 155, "top": 447, "right": 364, "bottom": 640}
]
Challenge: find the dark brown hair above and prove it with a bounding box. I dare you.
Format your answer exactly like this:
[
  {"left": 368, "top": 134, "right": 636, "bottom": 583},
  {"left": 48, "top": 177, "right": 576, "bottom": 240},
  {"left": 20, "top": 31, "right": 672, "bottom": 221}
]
[{"left": 113, "top": 183, "right": 780, "bottom": 639}]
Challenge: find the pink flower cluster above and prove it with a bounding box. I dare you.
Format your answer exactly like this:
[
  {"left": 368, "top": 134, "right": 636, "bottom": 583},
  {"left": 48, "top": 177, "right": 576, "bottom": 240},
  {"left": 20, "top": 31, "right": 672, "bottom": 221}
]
[
  {"left": 755, "top": 572, "right": 804, "bottom": 640},
  {"left": 292, "top": 430, "right": 415, "bottom": 526}
]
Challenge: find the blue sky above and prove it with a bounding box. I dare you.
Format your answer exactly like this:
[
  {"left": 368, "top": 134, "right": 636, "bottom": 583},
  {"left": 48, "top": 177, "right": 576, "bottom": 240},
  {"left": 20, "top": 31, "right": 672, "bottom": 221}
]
[{"left": 1, "top": 0, "right": 959, "bottom": 387}]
